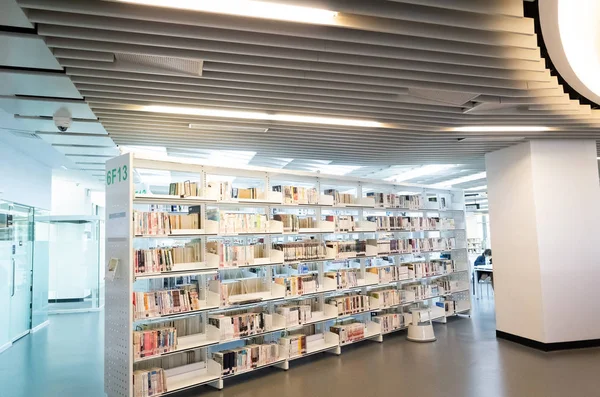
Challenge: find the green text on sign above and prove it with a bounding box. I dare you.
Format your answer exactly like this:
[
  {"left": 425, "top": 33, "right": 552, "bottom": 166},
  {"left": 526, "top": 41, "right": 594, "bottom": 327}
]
[{"left": 106, "top": 165, "right": 128, "bottom": 186}]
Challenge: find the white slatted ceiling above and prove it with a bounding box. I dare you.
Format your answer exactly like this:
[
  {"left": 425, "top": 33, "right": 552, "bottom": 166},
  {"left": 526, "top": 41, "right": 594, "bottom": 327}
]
[{"left": 12, "top": 0, "right": 600, "bottom": 185}]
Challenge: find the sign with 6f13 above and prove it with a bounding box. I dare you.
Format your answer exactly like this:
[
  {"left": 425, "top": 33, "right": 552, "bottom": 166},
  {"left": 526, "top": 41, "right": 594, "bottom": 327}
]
[{"left": 106, "top": 165, "right": 128, "bottom": 186}]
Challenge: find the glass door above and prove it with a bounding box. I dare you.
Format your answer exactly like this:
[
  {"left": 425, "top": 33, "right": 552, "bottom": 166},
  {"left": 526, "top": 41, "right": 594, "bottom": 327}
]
[{"left": 1, "top": 201, "right": 34, "bottom": 342}]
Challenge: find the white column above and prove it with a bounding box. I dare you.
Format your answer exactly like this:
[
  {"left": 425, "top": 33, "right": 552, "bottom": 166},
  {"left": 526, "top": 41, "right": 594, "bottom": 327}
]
[{"left": 485, "top": 139, "right": 600, "bottom": 346}]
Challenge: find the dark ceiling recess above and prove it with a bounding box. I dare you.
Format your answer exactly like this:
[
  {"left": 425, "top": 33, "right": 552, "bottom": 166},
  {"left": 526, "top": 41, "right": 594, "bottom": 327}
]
[{"left": 523, "top": 1, "right": 599, "bottom": 110}]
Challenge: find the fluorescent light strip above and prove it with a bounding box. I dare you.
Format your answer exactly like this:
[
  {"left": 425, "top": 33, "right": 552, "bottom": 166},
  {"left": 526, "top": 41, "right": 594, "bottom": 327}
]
[
  {"left": 452, "top": 126, "right": 551, "bottom": 132},
  {"left": 465, "top": 185, "right": 487, "bottom": 191},
  {"left": 117, "top": 0, "right": 338, "bottom": 25},
  {"left": 432, "top": 172, "right": 487, "bottom": 188},
  {"left": 384, "top": 164, "right": 457, "bottom": 182},
  {"left": 144, "top": 106, "right": 382, "bottom": 128}
]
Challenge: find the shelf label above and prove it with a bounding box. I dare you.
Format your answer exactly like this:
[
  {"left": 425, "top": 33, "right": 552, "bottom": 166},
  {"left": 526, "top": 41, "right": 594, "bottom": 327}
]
[{"left": 106, "top": 165, "right": 128, "bottom": 186}]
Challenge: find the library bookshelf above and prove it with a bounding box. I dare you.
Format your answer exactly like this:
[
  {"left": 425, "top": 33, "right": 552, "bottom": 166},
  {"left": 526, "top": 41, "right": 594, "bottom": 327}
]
[{"left": 105, "top": 153, "right": 471, "bottom": 397}]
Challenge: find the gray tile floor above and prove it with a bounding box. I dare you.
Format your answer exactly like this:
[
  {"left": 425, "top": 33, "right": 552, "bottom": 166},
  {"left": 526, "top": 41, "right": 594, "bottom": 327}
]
[{"left": 1, "top": 299, "right": 599, "bottom": 397}]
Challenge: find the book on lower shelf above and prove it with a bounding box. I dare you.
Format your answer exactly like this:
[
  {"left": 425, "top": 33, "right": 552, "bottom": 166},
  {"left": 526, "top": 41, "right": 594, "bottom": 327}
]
[
  {"left": 328, "top": 294, "right": 371, "bottom": 316},
  {"left": 369, "top": 289, "right": 401, "bottom": 309},
  {"left": 274, "top": 274, "right": 320, "bottom": 296},
  {"left": 373, "top": 313, "right": 409, "bottom": 333},
  {"left": 134, "top": 328, "right": 178, "bottom": 360},
  {"left": 330, "top": 321, "right": 365, "bottom": 344},
  {"left": 210, "top": 278, "right": 285, "bottom": 307},
  {"left": 206, "top": 240, "right": 268, "bottom": 268},
  {"left": 133, "top": 368, "right": 167, "bottom": 397},
  {"left": 208, "top": 311, "right": 274, "bottom": 341},
  {"left": 366, "top": 265, "right": 410, "bottom": 284},
  {"left": 213, "top": 343, "right": 280, "bottom": 375},
  {"left": 279, "top": 334, "right": 307, "bottom": 358}
]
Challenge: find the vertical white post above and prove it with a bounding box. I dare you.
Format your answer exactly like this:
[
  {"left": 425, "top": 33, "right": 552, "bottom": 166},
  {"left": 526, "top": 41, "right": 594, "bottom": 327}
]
[{"left": 104, "top": 153, "right": 134, "bottom": 397}]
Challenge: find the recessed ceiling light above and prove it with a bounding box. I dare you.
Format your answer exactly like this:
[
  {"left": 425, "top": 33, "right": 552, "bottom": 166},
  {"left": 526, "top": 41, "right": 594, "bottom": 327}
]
[
  {"left": 144, "top": 106, "right": 382, "bottom": 128},
  {"left": 457, "top": 136, "right": 525, "bottom": 142},
  {"left": 189, "top": 124, "right": 269, "bottom": 133},
  {"left": 116, "top": 0, "right": 338, "bottom": 25},
  {"left": 451, "top": 126, "right": 551, "bottom": 132}
]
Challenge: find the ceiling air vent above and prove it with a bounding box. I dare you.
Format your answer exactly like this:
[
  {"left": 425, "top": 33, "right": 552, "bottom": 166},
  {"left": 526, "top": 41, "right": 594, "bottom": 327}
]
[{"left": 115, "top": 54, "right": 203, "bottom": 76}]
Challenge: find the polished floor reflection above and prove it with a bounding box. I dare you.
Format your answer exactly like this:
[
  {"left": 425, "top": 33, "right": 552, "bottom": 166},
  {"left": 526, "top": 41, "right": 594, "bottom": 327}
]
[{"left": 1, "top": 299, "right": 599, "bottom": 397}]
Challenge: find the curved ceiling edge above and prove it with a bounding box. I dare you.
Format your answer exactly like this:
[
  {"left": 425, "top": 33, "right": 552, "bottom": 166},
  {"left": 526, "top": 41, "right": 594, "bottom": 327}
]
[{"left": 527, "top": 0, "right": 600, "bottom": 109}]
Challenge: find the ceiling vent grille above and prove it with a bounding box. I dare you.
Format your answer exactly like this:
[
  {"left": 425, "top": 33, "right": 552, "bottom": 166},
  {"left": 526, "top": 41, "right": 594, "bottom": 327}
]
[{"left": 115, "top": 54, "right": 203, "bottom": 76}]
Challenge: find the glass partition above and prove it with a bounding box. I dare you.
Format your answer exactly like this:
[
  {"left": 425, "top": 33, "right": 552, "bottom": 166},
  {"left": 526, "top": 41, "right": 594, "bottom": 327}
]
[{"left": 0, "top": 201, "right": 34, "bottom": 343}]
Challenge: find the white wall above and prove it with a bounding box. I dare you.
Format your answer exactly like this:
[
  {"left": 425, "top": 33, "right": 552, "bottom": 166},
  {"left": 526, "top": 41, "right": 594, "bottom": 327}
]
[
  {"left": 529, "top": 140, "right": 600, "bottom": 343},
  {"left": 51, "top": 176, "right": 93, "bottom": 216},
  {"left": 486, "top": 141, "right": 546, "bottom": 342},
  {"left": 0, "top": 140, "right": 51, "bottom": 210},
  {"left": 486, "top": 140, "right": 600, "bottom": 343}
]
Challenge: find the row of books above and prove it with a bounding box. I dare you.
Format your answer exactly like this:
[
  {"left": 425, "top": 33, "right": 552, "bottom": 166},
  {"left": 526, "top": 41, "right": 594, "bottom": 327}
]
[
  {"left": 366, "top": 215, "right": 453, "bottom": 231},
  {"left": 324, "top": 215, "right": 357, "bottom": 231},
  {"left": 326, "top": 239, "right": 367, "bottom": 256},
  {"left": 206, "top": 210, "right": 269, "bottom": 234},
  {"left": 328, "top": 294, "right": 370, "bottom": 316},
  {"left": 133, "top": 284, "right": 202, "bottom": 320},
  {"left": 208, "top": 312, "right": 269, "bottom": 341},
  {"left": 213, "top": 343, "right": 280, "bottom": 375},
  {"left": 134, "top": 210, "right": 202, "bottom": 235},
  {"left": 373, "top": 313, "right": 407, "bottom": 333},
  {"left": 272, "top": 214, "right": 318, "bottom": 232},
  {"left": 133, "top": 368, "right": 166, "bottom": 397},
  {"left": 325, "top": 269, "right": 360, "bottom": 289},
  {"left": 134, "top": 328, "right": 177, "bottom": 360},
  {"left": 370, "top": 289, "right": 403, "bottom": 308},
  {"left": 409, "top": 260, "right": 454, "bottom": 278},
  {"left": 169, "top": 181, "right": 201, "bottom": 197},
  {"left": 366, "top": 265, "right": 410, "bottom": 284},
  {"left": 279, "top": 334, "right": 307, "bottom": 358},
  {"left": 276, "top": 304, "right": 313, "bottom": 327},
  {"left": 437, "top": 279, "right": 463, "bottom": 294},
  {"left": 366, "top": 192, "right": 424, "bottom": 209},
  {"left": 273, "top": 185, "right": 319, "bottom": 205},
  {"left": 273, "top": 240, "right": 328, "bottom": 262},
  {"left": 275, "top": 274, "right": 320, "bottom": 296},
  {"left": 330, "top": 321, "right": 365, "bottom": 344},
  {"left": 406, "top": 284, "right": 442, "bottom": 300},
  {"left": 134, "top": 241, "right": 202, "bottom": 274},
  {"left": 324, "top": 189, "right": 355, "bottom": 204},
  {"left": 373, "top": 237, "right": 456, "bottom": 254},
  {"left": 207, "top": 241, "right": 267, "bottom": 268},
  {"left": 213, "top": 278, "right": 266, "bottom": 306}
]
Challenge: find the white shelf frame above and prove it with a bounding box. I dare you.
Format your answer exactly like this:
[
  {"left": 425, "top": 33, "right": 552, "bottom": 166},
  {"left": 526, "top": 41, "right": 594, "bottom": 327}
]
[{"left": 105, "top": 153, "right": 471, "bottom": 397}]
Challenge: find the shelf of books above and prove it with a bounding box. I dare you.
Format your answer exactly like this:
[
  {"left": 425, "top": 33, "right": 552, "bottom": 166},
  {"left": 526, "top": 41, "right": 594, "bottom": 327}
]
[{"left": 105, "top": 153, "right": 472, "bottom": 397}]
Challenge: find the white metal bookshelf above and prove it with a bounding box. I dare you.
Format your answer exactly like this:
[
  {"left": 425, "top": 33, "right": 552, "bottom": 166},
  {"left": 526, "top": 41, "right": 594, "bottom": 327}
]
[{"left": 105, "top": 153, "right": 471, "bottom": 397}]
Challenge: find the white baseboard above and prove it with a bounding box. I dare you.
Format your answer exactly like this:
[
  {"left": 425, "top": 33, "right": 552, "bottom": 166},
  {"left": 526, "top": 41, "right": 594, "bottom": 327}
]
[
  {"left": 0, "top": 342, "right": 12, "bottom": 355},
  {"left": 31, "top": 320, "right": 50, "bottom": 333}
]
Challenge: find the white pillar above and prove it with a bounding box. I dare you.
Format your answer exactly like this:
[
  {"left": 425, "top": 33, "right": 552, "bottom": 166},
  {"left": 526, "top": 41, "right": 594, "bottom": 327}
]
[{"left": 485, "top": 139, "right": 600, "bottom": 349}]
